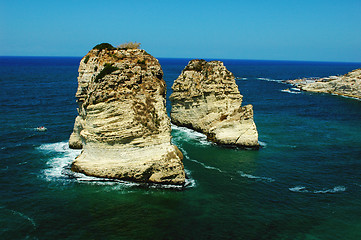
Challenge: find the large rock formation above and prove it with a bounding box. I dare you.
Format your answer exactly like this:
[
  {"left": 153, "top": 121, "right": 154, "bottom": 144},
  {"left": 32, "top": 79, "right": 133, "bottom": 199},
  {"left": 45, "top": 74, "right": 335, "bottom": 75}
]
[
  {"left": 170, "top": 59, "right": 259, "bottom": 148},
  {"left": 286, "top": 68, "right": 361, "bottom": 99},
  {"left": 69, "top": 43, "right": 185, "bottom": 185}
]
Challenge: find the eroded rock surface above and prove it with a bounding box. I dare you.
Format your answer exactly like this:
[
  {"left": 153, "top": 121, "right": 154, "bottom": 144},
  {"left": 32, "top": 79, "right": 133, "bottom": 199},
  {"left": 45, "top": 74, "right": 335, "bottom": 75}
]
[
  {"left": 170, "top": 59, "right": 259, "bottom": 148},
  {"left": 286, "top": 68, "right": 361, "bottom": 99},
  {"left": 69, "top": 44, "right": 185, "bottom": 185}
]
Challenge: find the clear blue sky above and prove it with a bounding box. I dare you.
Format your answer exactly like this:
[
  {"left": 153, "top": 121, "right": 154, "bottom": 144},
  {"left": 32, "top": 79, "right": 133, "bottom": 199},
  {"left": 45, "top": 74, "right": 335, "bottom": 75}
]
[{"left": 1, "top": 0, "right": 360, "bottom": 62}]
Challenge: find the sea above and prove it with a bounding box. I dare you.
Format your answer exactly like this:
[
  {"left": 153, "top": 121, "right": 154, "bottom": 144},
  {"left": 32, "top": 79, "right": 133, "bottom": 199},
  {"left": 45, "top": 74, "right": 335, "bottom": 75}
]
[{"left": 1, "top": 56, "right": 361, "bottom": 240}]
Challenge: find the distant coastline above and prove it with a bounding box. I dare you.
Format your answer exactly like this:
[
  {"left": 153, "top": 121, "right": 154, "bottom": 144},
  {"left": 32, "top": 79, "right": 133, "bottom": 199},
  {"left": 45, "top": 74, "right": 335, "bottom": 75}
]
[{"left": 286, "top": 68, "right": 361, "bottom": 100}]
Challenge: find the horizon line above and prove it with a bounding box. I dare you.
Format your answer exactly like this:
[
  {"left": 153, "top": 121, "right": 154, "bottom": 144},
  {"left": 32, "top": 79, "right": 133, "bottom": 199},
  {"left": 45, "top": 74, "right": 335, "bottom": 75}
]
[{"left": 1, "top": 55, "right": 361, "bottom": 64}]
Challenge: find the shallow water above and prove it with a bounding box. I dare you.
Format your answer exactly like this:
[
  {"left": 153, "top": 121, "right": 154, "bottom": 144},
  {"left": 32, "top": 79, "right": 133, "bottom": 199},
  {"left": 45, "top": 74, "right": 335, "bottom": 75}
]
[{"left": 1, "top": 57, "right": 361, "bottom": 239}]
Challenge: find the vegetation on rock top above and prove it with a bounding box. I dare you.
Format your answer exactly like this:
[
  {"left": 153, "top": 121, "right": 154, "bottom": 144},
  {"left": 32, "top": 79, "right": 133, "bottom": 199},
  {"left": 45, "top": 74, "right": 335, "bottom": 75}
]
[
  {"left": 93, "top": 43, "right": 116, "bottom": 51},
  {"left": 83, "top": 55, "right": 90, "bottom": 64},
  {"left": 118, "top": 42, "right": 141, "bottom": 50}
]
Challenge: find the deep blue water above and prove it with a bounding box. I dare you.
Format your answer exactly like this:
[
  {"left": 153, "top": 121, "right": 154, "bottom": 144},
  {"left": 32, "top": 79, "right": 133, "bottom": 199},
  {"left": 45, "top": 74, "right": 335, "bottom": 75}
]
[{"left": 1, "top": 56, "right": 361, "bottom": 239}]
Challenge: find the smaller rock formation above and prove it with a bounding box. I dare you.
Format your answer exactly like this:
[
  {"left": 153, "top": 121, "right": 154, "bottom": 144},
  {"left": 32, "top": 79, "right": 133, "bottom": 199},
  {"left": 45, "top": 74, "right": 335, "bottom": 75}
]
[
  {"left": 170, "top": 59, "right": 259, "bottom": 148},
  {"left": 286, "top": 68, "right": 361, "bottom": 99},
  {"left": 69, "top": 43, "right": 185, "bottom": 185}
]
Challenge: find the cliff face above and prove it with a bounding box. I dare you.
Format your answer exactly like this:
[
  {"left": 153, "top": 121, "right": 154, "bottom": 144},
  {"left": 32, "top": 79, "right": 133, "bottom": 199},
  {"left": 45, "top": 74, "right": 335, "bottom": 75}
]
[
  {"left": 170, "top": 60, "right": 259, "bottom": 148},
  {"left": 69, "top": 45, "right": 185, "bottom": 185},
  {"left": 287, "top": 68, "right": 361, "bottom": 99}
]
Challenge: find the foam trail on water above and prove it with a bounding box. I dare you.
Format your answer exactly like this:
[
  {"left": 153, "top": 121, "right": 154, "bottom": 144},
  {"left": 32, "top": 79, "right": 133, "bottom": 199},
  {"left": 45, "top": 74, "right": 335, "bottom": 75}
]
[
  {"left": 256, "top": 77, "right": 284, "bottom": 83},
  {"left": 238, "top": 171, "right": 275, "bottom": 183},
  {"left": 188, "top": 158, "right": 223, "bottom": 173},
  {"left": 313, "top": 186, "right": 346, "bottom": 194},
  {"left": 10, "top": 209, "right": 37, "bottom": 229},
  {"left": 177, "top": 146, "right": 223, "bottom": 173},
  {"left": 289, "top": 185, "right": 346, "bottom": 194},
  {"left": 289, "top": 186, "right": 309, "bottom": 193}
]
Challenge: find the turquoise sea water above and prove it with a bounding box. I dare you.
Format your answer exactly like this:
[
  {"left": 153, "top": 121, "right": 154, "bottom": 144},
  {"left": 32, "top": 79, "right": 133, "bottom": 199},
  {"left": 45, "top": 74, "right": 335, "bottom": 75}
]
[{"left": 1, "top": 57, "right": 361, "bottom": 239}]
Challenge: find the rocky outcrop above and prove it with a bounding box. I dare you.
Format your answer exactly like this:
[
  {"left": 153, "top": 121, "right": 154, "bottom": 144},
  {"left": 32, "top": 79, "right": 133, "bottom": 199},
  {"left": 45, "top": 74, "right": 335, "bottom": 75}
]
[
  {"left": 69, "top": 43, "right": 185, "bottom": 185},
  {"left": 170, "top": 59, "right": 259, "bottom": 148},
  {"left": 69, "top": 116, "right": 83, "bottom": 149},
  {"left": 286, "top": 68, "right": 361, "bottom": 99}
]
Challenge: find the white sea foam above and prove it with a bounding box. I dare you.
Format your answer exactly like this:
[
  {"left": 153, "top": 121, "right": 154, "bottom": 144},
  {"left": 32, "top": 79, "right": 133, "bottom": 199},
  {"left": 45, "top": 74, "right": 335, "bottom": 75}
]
[
  {"left": 184, "top": 169, "right": 197, "bottom": 188},
  {"left": 289, "top": 186, "right": 309, "bottom": 193},
  {"left": 331, "top": 93, "right": 361, "bottom": 101},
  {"left": 171, "top": 124, "right": 213, "bottom": 146},
  {"left": 258, "top": 140, "right": 267, "bottom": 148},
  {"left": 17, "top": 161, "right": 28, "bottom": 166},
  {"left": 280, "top": 89, "right": 301, "bottom": 94},
  {"left": 289, "top": 185, "right": 346, "bottom": 194},
  {"left": 177, "top": 146, "right": 190, "bottom": 159},
  {"left": 257, "top": 77, "right": 272, "bottom": 81},
  {"left": 313, "top": 186, "right": 346, "bottom": 194},
  {"left": 238, "top": 171, "right": 275, "bottom": 182},
  {"left": 257, "top": 77, "right": 284, "bottom": 83},
  {"left": 37, "top": 141, "right": 81, "bottom": 180},
  {"left": 37, "top": 141, "right": 196, "bottom": 189},
  {"left": 188, "top": 158, "right": 223, "bottom": 172}
]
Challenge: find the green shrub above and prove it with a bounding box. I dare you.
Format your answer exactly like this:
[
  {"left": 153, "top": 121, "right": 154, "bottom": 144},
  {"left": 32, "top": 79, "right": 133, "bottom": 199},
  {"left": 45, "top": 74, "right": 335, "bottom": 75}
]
[
  {"left": 118, "top": 42, "right": 141, "bottom": 49},
  {"left": 93, "top": 43, "right": 115, "bottom": 51},
  {"left": 95, "top": 63, "right": 119, "bottom": 82},
  {"left": 137, "top": 59, "right": 146, "bottom": 64},
  {"left": 83, "top": 55, "right": 90, "bottom": 64}
]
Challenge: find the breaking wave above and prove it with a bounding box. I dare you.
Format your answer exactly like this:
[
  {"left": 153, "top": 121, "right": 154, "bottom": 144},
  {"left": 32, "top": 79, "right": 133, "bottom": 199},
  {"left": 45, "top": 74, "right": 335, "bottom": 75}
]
[
  {"left": 38, "top": 141, "right": 81, "bottom": 180},
  {"left": 171, "top": 124, "right": 214, "bottom": 146},
  {"left": 37, "top": 141, "right": 195, "bottom": 189}
]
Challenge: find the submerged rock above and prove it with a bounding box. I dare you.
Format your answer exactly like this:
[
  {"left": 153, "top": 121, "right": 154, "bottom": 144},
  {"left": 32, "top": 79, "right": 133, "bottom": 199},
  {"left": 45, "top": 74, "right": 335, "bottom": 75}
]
[
  {"left": 69, "top": 43, "right": 185, "bottom": 185},
  {"left": 286, "top": 68, "right": 361, "bottom": 99},
  {"left": 170, "top": 59, "right": 259, "bottom": 148}
]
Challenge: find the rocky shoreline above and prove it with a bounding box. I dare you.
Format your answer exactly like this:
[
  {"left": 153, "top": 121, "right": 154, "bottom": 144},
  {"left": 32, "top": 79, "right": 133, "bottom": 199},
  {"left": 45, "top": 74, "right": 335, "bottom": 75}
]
[{"left": 286, "top": 68, "right": 361, "bottom": 99}]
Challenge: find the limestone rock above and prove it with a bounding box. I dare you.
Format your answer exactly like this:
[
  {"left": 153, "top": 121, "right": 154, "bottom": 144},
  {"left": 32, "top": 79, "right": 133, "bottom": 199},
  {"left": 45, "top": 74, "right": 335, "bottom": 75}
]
[
  {"left": 170, "top": 59, "right": 259, "bottom": 148},
  {"left": 69, "top": 44, "right": 185, "bottom": 185},
  {"left": 286, "top": 68, "right": 361, "bottom": 99},
  {"left": 69, "top": 116, "right": 83, "bottom": 149}
]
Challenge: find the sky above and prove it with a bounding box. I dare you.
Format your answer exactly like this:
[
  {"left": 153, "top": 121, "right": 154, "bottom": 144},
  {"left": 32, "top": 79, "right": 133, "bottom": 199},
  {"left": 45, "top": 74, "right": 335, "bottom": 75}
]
[{"left": 1, "top": 0, "right": 360, "bottom": 62}]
